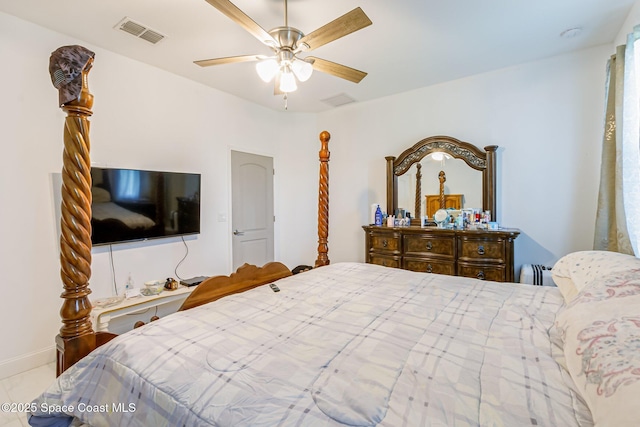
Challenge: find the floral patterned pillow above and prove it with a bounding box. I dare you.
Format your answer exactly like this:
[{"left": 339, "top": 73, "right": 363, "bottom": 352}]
[
  {"left": 551, "top": 251, "right": 640, "bottom": 303},
  {"left": 553, "top": 268, "right": 640, "bottom": 426}
]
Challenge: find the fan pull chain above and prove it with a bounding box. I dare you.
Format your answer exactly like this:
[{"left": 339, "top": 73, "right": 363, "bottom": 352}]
[{"left": 283, "top": 93, "right": 288, "bottom": 110}]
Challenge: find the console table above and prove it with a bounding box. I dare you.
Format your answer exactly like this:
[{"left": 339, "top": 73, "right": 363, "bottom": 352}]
[
  {"left": 363, "top": 225, "right": 520, "bottom": 282},
  {"left": 90, "top": 285, "right": 196, "bottom": 332}
]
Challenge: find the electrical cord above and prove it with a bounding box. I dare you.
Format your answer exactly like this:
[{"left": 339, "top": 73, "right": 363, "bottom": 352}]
[
  {"left": 111, "top": 237, "right": 189, "bottom": 295},
  {"left": 109, "top": 244, "right": 119, "bottom": 296},
  {"left": 174, "top": 236, "right": 189, "bottom": 280}
]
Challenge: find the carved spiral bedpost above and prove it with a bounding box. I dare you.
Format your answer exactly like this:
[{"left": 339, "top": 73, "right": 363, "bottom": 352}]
[
  {"left": 49, "top": 46, "right": 104, "bottom": 375},
  {"left": 56, "top": 65, "right": 95, "bottom": 375},
  {"left": 438, "top": 171, "right": 446, "bottom": 209},
  {"left": 315, "top": 131, "right": 331, "bottom": 267},
  {"left": 55, "top": 65, "right": 97, "bottom": 375}
]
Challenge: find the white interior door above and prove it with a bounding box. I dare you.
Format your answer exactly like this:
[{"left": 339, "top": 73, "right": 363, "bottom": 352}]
[{"left": 231, "top": 150, "right": 274, "bottom": 270}]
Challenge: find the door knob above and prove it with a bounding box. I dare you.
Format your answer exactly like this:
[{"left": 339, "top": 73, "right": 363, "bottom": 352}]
[{"left": 233, "top": 229, "right": 245, "bottom": 236}]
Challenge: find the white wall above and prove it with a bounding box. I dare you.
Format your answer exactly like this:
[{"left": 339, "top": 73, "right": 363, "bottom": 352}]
[
  {"left": 616, "top": 0, "right": 640, "bottom": 45},
  {"left": 274, "top": 117, "right": 322, "bottom": 267},
  {"left": 317, "top": 45, "right": 611, "bottom": 272}
]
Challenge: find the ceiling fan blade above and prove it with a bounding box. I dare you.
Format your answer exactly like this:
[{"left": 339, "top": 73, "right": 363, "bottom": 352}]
[
  {"left": 307, "top": 57, "right": 367, "bottom": 83},
  {"left": 194, "top": 54, "right": 264, "bottom": 67},
  {"left": 297, "top": 7, "right": 372, "bottom": 52},
  {"left": 204, "top": 0, "right": 278, "bottom": 47}
]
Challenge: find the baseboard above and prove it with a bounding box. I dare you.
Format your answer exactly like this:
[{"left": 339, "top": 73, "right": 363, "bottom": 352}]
[{"left": 0, "top": 346, "right": 56, "bottom": 380}]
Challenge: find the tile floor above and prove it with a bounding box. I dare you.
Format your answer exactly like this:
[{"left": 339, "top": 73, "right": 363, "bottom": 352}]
[{"left": 0, "top": 362, "right": 56, "bottom": 427}]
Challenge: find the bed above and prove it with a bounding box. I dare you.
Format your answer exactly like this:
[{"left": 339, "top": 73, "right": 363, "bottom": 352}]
[
  {"left": 29, "top": 253, "right": 640, "bottom": 426},
  {"left": 38, "top": 58, "right": 640, "bottom": 426}
]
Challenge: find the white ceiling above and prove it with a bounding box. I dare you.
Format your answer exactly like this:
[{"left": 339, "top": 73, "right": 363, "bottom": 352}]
[{"left": 1, "top": 0, "right": 635, "bottom": 113}]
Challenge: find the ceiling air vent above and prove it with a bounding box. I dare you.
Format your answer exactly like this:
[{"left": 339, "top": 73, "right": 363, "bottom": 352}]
[
  {"left": 114, "top": 17, "right": 165, "bottom": 44},
  {"left": 321, "top": 93, "right": 356, "bottom": 107}
]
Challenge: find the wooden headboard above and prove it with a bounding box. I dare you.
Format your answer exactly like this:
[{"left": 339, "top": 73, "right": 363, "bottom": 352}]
[{"left": 53, "top": 58, "right": 332, "bottom": 375}]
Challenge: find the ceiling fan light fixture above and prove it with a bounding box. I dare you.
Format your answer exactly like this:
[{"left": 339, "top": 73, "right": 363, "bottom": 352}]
[
  {"left": 292, "top": 59, "right": 313, "bottom": 82},
  {"left": 279, "top": 67, "right": 298, "bottom": 92},
  {"left": 198, "top": 0, "right": 372, "bottom": 101},
  {"left": 256, "top": 58, "right": 279, "bottom": 82}
]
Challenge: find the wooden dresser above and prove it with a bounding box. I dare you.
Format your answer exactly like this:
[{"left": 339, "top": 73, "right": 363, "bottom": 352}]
[{"left": 362, "top": 225, "right": 520, "bottom": 282}]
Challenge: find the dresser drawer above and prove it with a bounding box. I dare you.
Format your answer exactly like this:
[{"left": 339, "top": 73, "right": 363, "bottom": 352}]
[
  {"left": 404, "top": 235, "right": 455, "bottom": 258},
  {"left": 363, "top": 226, "right": 519, "bottom": 283},
  {"left": 370, "top": 231, "right": 401, "bottom": 253},
  {"left": 403, "top": 257, "right": 455, "bottom": 275},
  {"left": 458, "top": 238, "right": 505, "bottom": 263},
  {"left": 458, "top": 263, "right": 505, "bottom": 282},
  {"left": 369, "top": 253, "right": 401, "bottom": 269}
]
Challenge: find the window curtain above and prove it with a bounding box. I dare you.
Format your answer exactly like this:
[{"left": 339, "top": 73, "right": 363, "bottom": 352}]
[{"left": 594, "top": 25, "right": 640, "bottom": 255}]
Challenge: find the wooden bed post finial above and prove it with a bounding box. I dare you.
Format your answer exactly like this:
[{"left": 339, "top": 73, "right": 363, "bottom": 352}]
[
  {"left": 315, "top": 131, "right": 331, "bottom": 267},
  {"left": 49, "top": 45, "right": 97, "bottom": 375}
]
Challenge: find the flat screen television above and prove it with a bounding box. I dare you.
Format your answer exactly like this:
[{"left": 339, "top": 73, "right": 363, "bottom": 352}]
[{"left": 90, "top": 167, "right": 201, "bottom": 246}]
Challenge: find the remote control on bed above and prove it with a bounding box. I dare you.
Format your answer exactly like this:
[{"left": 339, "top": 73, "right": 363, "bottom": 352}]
[{"left": 269, "top": 283, "right": 280, "bottom": 292}]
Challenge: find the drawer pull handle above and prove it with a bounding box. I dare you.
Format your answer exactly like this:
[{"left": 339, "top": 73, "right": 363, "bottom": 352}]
[
  {"left": 382, "top": 239, "right": 388, "bottom": 247},
  {"left": 477, "top": 245, "right": 485, "bottom": 255},
  {"left": 426, "top": 241, "right": 433, "bottom": 251},
  {"left": 426, "top": 264, "right": 433, "bottom": 273},
  {"left": 476, "top": 270, "right": 485, "bottom": 280}
]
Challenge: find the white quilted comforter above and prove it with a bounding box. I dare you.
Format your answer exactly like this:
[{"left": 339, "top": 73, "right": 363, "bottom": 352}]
[{"left": 29, "top": 262, "right": 592, "bottom": 426}]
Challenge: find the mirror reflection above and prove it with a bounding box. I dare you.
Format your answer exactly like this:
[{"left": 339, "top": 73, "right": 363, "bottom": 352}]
[{"left": 397, "top": 152, "right": 483, "bottom": 219}]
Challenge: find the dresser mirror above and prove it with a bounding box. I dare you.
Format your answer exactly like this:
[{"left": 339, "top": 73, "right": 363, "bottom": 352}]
[
  {"left": 386, "top": 135, "right": 497, "bottom": 225},
  {"left": 396, "top": 154, "right": 483, "bottom": 219}
]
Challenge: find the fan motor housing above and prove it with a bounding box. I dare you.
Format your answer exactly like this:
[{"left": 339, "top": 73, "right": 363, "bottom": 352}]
[{"left": 269, "top": 26, "right": 304, "bottom": 49}]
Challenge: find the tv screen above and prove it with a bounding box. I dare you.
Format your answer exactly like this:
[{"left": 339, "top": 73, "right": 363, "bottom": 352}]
[{"left": 90, "top": 167, "right": 201, "bottom": 246}]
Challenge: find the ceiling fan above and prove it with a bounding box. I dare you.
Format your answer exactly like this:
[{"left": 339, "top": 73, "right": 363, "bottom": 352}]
[{"left": 195, "top": 0, "right": 372, "bottom": 100}]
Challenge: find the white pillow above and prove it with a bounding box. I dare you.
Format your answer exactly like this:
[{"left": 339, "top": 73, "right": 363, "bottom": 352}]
[
  {"left": 553, "top": 268, "right": 640, "bottom": 426},
  {"left": 551, "top": 251, "right": 640, "bottom": 303}
]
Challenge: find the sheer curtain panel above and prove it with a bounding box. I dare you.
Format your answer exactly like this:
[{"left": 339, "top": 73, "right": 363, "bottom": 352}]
[{"left": 594, "top": 25, "right": 640, "bottom": 255}]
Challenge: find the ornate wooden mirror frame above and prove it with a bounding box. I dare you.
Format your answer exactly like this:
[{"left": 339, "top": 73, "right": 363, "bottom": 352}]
[{"left": 385, "top": 135, "right": 497, "bottom": 224}]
